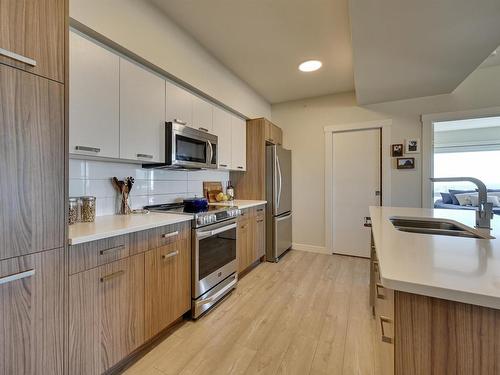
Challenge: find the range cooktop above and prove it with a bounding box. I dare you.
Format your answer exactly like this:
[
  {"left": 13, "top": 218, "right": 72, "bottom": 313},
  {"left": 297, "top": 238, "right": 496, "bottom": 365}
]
[{"left": 144, "top": 203, "right": 240, "bottom": 228}]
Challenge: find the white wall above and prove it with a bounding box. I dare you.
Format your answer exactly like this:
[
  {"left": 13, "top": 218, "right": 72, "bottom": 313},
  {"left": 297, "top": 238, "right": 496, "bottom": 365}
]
[
  {"left": 69, "top": 159, "right": 229, "bottom": 216},
  {"left": 70, "top": 0, "right": 271, "bottom": 119},
  {"left": 271, "top": 65, "right": 500, "bottom": 250}
]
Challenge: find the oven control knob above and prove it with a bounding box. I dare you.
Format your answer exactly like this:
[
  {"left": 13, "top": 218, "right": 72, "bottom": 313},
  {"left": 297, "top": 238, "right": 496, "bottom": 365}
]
[{"left": 210, "top": 214, "right": 217, "bottom": 223}]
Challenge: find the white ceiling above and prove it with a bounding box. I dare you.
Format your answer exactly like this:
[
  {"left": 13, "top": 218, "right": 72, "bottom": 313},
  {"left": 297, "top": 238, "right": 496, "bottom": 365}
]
[
  {"left": 149, "top": 0, "right": 354, "bottom": 104},
  {"left": 349, "top": 0, "right": 500, "bottom": 104}
]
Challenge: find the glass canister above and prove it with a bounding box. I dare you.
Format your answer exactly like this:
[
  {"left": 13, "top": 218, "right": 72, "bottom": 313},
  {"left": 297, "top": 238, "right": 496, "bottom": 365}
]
[
  {"left": 81, "top": 196, "right": 96, "bottom": 222},
  {"left": 68, "top": 197, "right": 79, "bottom": 225}
]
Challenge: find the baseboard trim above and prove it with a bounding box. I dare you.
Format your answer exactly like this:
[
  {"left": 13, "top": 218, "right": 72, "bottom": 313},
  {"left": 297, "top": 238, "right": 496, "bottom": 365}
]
[{"left": 292, "top": 243, "right": 331, "bottom": 255}]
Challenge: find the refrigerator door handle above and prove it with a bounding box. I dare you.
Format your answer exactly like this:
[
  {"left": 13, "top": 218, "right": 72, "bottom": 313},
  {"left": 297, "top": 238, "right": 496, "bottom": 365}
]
[
  {"left": 276, "top": 212, "right": 292, "bottom": 222},
  {"left": 276, "top": 153, "right": 283, "bottom": 208}
]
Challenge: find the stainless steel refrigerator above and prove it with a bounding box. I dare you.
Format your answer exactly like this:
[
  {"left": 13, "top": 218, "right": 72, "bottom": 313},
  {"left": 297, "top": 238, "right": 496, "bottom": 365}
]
[{"left": 266, "top": 144, "right": 292, "bottom": 262}]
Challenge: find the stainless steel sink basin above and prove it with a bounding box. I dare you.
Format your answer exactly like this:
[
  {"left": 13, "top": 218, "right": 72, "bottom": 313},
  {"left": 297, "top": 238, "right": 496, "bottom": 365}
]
[{"left": 390, "top": 216, "right": 493, "bottom": 239}]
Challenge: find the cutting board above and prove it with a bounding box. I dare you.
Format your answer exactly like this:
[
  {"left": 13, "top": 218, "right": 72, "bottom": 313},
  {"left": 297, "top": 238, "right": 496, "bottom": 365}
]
[{"left": 203, "top": 181, "right": 223, "bottom": 202}]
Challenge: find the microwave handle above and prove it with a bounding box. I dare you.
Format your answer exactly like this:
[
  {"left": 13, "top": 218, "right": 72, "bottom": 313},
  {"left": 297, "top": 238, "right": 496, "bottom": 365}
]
[{"left": 207, "top": 140, "right": 214, "bottom": 164}]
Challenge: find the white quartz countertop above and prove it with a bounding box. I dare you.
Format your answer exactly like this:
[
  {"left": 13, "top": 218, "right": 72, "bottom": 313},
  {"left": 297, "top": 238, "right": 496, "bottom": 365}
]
[
  {"left": 370, "top": 206, "right": 500, "bottom": 309},
  {"left": 68, "top": 213, "right": 192, "bottom": 245},
  {"left": 209, "top": 200, "right": 267, "bottom": 209}
]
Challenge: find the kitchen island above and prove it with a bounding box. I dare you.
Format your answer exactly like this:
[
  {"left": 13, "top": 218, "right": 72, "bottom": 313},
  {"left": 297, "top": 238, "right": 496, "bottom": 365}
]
[{"left": 369, "top": 206, "right": 500, "bottom": 375}]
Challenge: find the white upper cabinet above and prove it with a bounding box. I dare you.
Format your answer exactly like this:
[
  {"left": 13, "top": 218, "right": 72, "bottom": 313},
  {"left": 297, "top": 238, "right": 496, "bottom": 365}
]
[
  {"left": 192, "top": 96, "right": 213, "bottom": 133},
  {"left": 166, "top": 81, "right": 193, "bottom": 128},
  {"left": 119, "top": 59, "right": 166, "bottom": 163},
  {"left": 69, "top": 31, "right": 120, "bottom": 158},
  {"left": 212, "top": 107, "right": 232, "bottom": 169},
  {"left": 231, "top": 115, "right": 247, "bottom": 171}
]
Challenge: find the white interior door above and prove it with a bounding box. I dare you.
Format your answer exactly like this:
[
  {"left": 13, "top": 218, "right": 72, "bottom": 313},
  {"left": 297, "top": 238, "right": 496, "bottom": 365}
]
[{"left": 332, "top": 128, "right": 381, "bottom": 257}]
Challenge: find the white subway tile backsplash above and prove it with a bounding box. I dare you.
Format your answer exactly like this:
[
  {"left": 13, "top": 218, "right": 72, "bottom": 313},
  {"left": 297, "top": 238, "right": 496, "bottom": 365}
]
[
  {"left": 69, "top": 179, "right": 86, "bottom": 197},
  {"left": 69, "top": 159, "right": 230, "bottom": 216},
  {"left": 86, "top": 179, "right": 116, "bottom": 198},
  {"left": 130, "top": 179, "right": 149, "bottom": 196},
  {"left": 69, "top": 159, "right": 87, "bottom": 179},
  {"left": 150, "top": 180, "right": 188, "bottom": 195},
  {"left": 149, "top": 169, "right": 188, "bottom": 181}
]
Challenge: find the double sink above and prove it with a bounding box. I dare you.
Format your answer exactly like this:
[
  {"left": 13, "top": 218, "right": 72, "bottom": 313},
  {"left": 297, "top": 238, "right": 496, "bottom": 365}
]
[{"left": 390, "top": 216, "right": 494, "bottom": 240}]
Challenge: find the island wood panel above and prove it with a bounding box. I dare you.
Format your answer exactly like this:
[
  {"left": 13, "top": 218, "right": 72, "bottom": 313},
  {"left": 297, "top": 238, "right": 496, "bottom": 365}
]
[
  {"left": 144, "top": 236, "right": 191, "bottom": 340},
  {"left": 69, "top": 234, "right": 129, "bottom": 275},
  {"left": 0, "top": 0, "right": 65, "bottom": 82},
  {"left": 0, "top": 65, "right": 64, "bottom": 261},
  {"left": 395, "top": 291, "right": 500, "bottom": 375},
  {"left": 231, "top": 118, "right": 267, "bottom": 200},
  {"left": 69, "top": 254, "right": 145, "bottom": 375},
  {"left": 0, "top": 247, "right": 65, "bottom": 375}
]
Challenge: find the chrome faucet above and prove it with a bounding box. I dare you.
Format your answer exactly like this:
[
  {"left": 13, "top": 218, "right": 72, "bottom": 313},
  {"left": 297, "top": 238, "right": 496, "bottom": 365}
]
[{"left": 430, "top": 177, "right": 493, "bottom": 232}]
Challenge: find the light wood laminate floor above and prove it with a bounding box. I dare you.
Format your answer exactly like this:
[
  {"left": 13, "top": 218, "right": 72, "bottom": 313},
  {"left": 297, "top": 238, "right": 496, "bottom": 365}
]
[{"left": 124, "top": 250, "right": 378, "bottom": 375}]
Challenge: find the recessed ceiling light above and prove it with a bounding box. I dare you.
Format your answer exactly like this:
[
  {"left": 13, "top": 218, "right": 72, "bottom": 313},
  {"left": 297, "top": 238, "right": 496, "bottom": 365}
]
[{"left": 298, "top": 60, "right": 322, "bottom": 72}]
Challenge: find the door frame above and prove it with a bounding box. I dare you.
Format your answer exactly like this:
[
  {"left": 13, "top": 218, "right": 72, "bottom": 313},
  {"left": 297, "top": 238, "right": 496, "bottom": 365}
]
[
  {"left": 421, "top": 106, "right": 500, "bottom": 208},
  {"left": 324, "top": 120, "right": 392, "bottom": 254}
]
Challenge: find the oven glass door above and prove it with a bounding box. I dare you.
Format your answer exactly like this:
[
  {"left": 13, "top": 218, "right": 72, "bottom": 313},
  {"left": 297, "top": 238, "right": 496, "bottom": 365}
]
[
  {"left": 198, "top": 226, "right": 236, "bottom": 280},
  {"left": 175, "top": 134, "right": 207, "bottom": 164}
]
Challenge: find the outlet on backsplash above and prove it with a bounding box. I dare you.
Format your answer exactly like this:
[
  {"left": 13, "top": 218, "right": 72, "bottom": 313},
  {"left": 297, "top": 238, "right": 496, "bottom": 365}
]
[{"left": 69, "top": 159, "right": 230, "bottom": 216}]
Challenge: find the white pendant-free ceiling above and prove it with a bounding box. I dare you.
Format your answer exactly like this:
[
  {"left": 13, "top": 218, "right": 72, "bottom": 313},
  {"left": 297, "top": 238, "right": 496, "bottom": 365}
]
[{"left": 149, "top": 0, "right": 354, "bottom": 104}]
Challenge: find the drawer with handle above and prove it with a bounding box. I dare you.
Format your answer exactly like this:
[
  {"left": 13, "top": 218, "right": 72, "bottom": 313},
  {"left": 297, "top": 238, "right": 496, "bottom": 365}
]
[
  {"left": 154, "top": 221, "right": 190, "bottom": 248},
  {"left": 69, "top": 234, "right": 129, "bottom": 274}
]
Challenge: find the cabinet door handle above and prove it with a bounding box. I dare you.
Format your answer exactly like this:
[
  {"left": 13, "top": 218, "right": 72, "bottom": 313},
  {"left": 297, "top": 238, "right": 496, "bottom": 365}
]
[
  {"left": 257, "top": 219, "right": 264, "bottom": 223},
  {"left": 380, "top": 316, "right": 393, "bottom": 344},
  {"left": 100, "top": 270, "right": 125, "bottom": 283},
  {"left": 162, "top": 250, "right": 179, "bottom": 260},
  {"left": 199, "top": 127, "right": 209, "bottom": 132},
  {"left": 174, "top": 119, "right": 187, "bottom": 125},
  {"left": 75, "top": 145, "right": 101, "bottom": 153},
  {"left": 99, "top": 245, "right": 125, "bottom": 255},
  {"left": 0, "top": 47, "right": 37, "bottom": 66},
  {"left": 0, "top": 269, "right": 35, "bottom": 285},
  {"left": 237, "top": 166, "right": 244, "bottom": 169},
  {"left": 137, "top": 153, "right": 153, "bottom": 159},
  {"left": 161, "top": 231, "right": 179, "bottom": 239},
  {"left": 375, "top": 283, "right": 386, "bottom": 299},
  {"left": 219, "top": 164, "right": 228, "bottom": 167},
  {"left": 257, "top": 208, "right": 264, "bottom": 212}
]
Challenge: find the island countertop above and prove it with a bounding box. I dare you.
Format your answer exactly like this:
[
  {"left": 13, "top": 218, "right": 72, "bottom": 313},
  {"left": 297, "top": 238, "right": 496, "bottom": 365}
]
[
  {"left": 68, "top": 212, "right": 193, "bottom": 245},
  {"left": 369, "top": 206, "right": 500, "bottom": 309}
]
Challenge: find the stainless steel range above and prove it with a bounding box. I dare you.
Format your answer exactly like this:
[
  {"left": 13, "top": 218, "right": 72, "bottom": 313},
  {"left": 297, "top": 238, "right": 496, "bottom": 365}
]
[{"left": 145, "top": 203, "right": 240, "bottom": 318}]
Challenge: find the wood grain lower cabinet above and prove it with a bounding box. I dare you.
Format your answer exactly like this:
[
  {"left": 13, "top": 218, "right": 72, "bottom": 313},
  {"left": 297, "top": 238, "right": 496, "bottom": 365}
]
[
  {"left": 237, "top": 216, "right": 252, "bottom": 274},
  {"left": 0, "top": 65, "right": 64, "bottom": 261},
  {"left": 237, "top": 206, "right": 266, "bottom": 274},
  {"left": 69, "top": 254, "right": 145, "bottom": 375},
  {"left": 144, "top": 236, "right": 191, "bottom": 340},
  {"left": 0, "top": 248, "right": 64, "bottom": 375},
  {"left": 255, "top": 208, "right": 266, "bottom": 258}
]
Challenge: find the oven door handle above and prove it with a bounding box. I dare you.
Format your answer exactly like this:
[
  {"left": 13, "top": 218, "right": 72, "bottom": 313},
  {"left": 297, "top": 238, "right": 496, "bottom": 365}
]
[{"left": 197, "top": 223, "right": 237, "bottom": 239}]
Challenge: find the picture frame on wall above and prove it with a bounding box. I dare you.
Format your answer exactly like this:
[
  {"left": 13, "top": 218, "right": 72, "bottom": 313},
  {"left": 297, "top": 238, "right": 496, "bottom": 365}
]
[
  {"left": 397, "top": 157, "right": 415, "bottom": 169},
  {"left": 405, "top": 138, "right": 420, "bottom": 154},
  {"left": 391, "top": 144, "right": 404, "bottom": 157}
]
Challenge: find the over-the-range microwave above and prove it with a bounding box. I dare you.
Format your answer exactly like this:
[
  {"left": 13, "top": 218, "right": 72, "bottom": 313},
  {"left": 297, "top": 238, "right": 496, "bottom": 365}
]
[{"left": 143, "top": 122, "right": 218, "bottom": 170}]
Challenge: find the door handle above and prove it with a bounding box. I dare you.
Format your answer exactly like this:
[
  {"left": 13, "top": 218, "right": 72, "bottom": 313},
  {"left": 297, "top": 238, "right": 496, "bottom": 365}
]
[
  {"left": 0, "top": 47, "right": 37, "bottom": 66},
  {"left": 0, "top": 269, "right": 35, "bottom": 285},
  {"left": 99, "top": 245, "right": 125, "bottom": 255},
  {"left": 207, "top": 141, "right": 213, "bottom": 165},
  {"left": 162, "top": 250, "right": 179, "bottom": 260},
  {"left": 174, "top": 119, "right": 187, "bottom": 125},
  {"left": 199, "top": 127, "right": 209, "bottom": 132},
  {"left": 161, "top": 231, "right": 179, "bottom": 239},
  {"left": 380, "top": 316, "right": 393, "bottom": 344},
  {"left": 137, "top": 153, "right": 153, "bottom": 159},
  {"left": 100, "top": 270, "right": 125, "bottom": 283},
  {"left": 276, "top": 154, "right": 282, "bottom": 207},
  {"left": 75, "top": 145, "right": 101, "bottom": 153}
]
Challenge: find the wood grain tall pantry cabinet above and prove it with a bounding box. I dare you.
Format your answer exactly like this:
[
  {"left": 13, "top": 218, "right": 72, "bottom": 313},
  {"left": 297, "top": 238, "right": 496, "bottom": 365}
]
[
  {"left": 0, "top": 0, "right": 67, "bottom": 374},
  {"left": 231, "top": 118, "right": 283, "bottom": 200}
]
